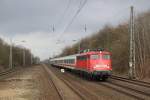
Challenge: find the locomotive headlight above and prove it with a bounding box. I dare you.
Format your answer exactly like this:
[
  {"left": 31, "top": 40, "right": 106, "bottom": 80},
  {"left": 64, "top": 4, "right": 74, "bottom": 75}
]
[
  {"left": 94, "top": 64, "right": 110, "bottom": 69},
  {"left": 94, "top": 64, "right": 107, "bottom": 68},
  {"left": 107, "top": 65, "right": 110, "bottom": 68}
]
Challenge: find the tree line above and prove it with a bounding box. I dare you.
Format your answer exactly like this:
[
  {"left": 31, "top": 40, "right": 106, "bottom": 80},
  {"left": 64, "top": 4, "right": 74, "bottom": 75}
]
[{"left": 0, "top": 38, "right": 39, "bottom": 71}]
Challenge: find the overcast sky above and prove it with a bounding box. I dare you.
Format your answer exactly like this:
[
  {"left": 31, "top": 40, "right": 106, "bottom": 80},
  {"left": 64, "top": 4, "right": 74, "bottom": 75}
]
[{"left": 0, "top": 0, "right": 150, "bottom": 60}]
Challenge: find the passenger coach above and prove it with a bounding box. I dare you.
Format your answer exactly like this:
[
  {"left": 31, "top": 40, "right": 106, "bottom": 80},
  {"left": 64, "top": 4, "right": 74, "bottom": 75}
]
[{"left": 50, "top": 49, "right": 112, "bottom": 80}]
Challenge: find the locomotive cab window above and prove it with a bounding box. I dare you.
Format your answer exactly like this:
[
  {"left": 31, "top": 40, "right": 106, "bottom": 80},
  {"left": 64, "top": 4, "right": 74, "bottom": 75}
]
[
  {"left": 102, "top": 54, "right": 110, "bottom": 60},
  {"left": 91, "top": 54, "right": 99, "bottom": 60},
  {"left": 77, "top": 56, "right": 87, "bottom": 60}
]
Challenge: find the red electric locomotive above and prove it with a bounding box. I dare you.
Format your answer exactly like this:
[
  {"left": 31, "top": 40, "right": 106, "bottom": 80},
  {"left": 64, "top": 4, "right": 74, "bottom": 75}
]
[{"left": 50, "top": 48, "right": 112, "bottom": 80}]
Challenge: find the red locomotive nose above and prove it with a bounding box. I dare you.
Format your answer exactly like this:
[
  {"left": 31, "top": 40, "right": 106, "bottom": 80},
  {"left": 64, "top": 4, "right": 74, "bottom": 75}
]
[{"left": 89, "top": 53, "right": 111, "bottom": 71}]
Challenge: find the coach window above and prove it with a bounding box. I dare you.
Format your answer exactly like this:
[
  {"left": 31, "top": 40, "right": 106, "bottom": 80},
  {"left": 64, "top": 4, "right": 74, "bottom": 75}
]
[
  {"left": 91, "top": 54, "right": 99, "bottom": 60},
  {"left": 66, "top": 60, "right": 68, "bottom": 64},
  {"left": 70, "top": 59, "right": 72, "bottom": 63},
  {"left": 67, "top": 60, "right": 69, "bottom": 64},
  {"left": 66, "top": 60, "right": 68, "bottom": 63},
  {"left": 72, "top": 59, "right": 74, "bottom": 63},
  {"left": 68, "top": 60, "right": 70, "bottom": 64},
  {"left": 71, "top": 59, "right": 74, "bottom": 64}
]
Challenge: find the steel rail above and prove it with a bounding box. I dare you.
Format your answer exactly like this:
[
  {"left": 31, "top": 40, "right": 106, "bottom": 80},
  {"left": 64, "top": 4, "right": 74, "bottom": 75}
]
[
  {"left": 43, "top": 66, "right": 64, "bottom": 100},
  {"left": 108, "top": 80, "right": 150, "bottom": 97},
  {"left": 111, "top": 75, "right": 150, "bottom": 88},
  {"left": 48, "top": 65, "right": 97, "bottom": 100},
  {"left": 98, "top": 82, "right": 144, "bottom": 100},
  {"left": 58, "top": 77, "right": 87, "bottom": 100},
  {"left": 0, "top": 68, "right": 17, "bottom": 77}
]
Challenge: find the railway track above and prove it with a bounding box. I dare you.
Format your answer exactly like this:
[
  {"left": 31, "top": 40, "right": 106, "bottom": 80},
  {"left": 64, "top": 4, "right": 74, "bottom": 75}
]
[
  {"left": 111, "top": 75, "right": 150, "bottom": 88},
  {"left": 58, "top": 76, "right": 90, "bottom": 100},
  {"left": 97, "top": 75, "right": 150, "bottom": 100},
  {"left": 0, "top": 69, "right": 13, "bottom": 76},
  {"left": 48, "top": 66, "right": 100, "bottom": 100},
  {"left": 0, "top": 68, "right": 19, "bottom": 78},
  {"left": 43, "top": 66, "right": 64, "bottom": 100},
  {"left": 46, "top": 72, "right": 64, "bottom": 100},
  {"left": 67, "top": 72, "right": 150, "bottom": 99},
  {"left": 99, "top": 82, "right": 144, "bottom": 100},
  {"left": 43, "top": 64, "right": 87, "bottom": 100},
  {"left": 108, "top": 81, "right": 149, "bottom": 99},
  {"left": 52, "top": 66, "right": 149, "bottom": 100},
  {"left": 45, "top": 64, "right": 150, "bottom": 100},
  {"left": 67, "top": 71, "right": 149, "bottom": 100}
]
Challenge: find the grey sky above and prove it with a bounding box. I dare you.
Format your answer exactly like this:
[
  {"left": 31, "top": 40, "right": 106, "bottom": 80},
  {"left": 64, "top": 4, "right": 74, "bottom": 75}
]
[{"left": 0, "top": 0, "right": 150, "bottom": 60}]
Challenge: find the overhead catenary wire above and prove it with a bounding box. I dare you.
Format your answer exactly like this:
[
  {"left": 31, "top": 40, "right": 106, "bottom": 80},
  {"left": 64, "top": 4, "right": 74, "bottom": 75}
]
[
  {"left": 56, "top": 0, "right": 130, "bottom": 44},
  {"left": 62, "top": 0, "right": 88, "bottom": 33},
  {"left": 50, "top": 0, "right": 72, "bottom": 32},
  {"left": 55, "top": 0, "right": 72, "bottom": 27},
  {"left": 56, "top": 0, "right": 88, "bottom": 42}
]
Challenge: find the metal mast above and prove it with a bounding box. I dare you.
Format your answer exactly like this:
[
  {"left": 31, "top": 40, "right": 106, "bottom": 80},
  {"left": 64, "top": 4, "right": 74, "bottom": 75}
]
[
  {"left": 31, "top": 53, "right": 33, "bottom": 65},
  {"left": 129, "top": 6, "right": 136, "bottom": 79},
  {"left": 52, "top": 24, "right": 55, "bottom": 32},
  {"left": 84, "top": 24, "right": 87, "bottom": 32},
  {"left": 23, "top": 48, "right": 25, "bottom": 66},
  {"left": 78, "top": 24, "right": 87, "bottom": 53},
  {"left": 9, "top": 39, "right": 13, "bottom": 69}
]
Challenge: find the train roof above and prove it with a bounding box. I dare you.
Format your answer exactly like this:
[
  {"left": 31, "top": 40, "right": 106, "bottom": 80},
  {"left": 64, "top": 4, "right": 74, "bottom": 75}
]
[
  {"left": 50, "top": 50, "right": 110, "bottom": 61},
  {"left": 50, "top": 54, "right": 79, "bottom": 61},
  {"left": 78, "top": 51, "right": 111, "bottom": 56}
]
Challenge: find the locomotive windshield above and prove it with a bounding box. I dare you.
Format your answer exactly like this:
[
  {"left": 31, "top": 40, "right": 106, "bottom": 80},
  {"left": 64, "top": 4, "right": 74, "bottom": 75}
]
[
  {"left": 102, "top": 54, "right": 110, "bottom": 60},
  {"left": 91, "top": 54, "right": 99, "bottom": 60}
]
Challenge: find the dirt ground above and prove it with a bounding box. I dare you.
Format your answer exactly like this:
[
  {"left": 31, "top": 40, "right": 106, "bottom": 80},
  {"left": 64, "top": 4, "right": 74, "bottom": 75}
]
[{"left": 0, "top": 65, "right": 60, "bottom": 100}]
